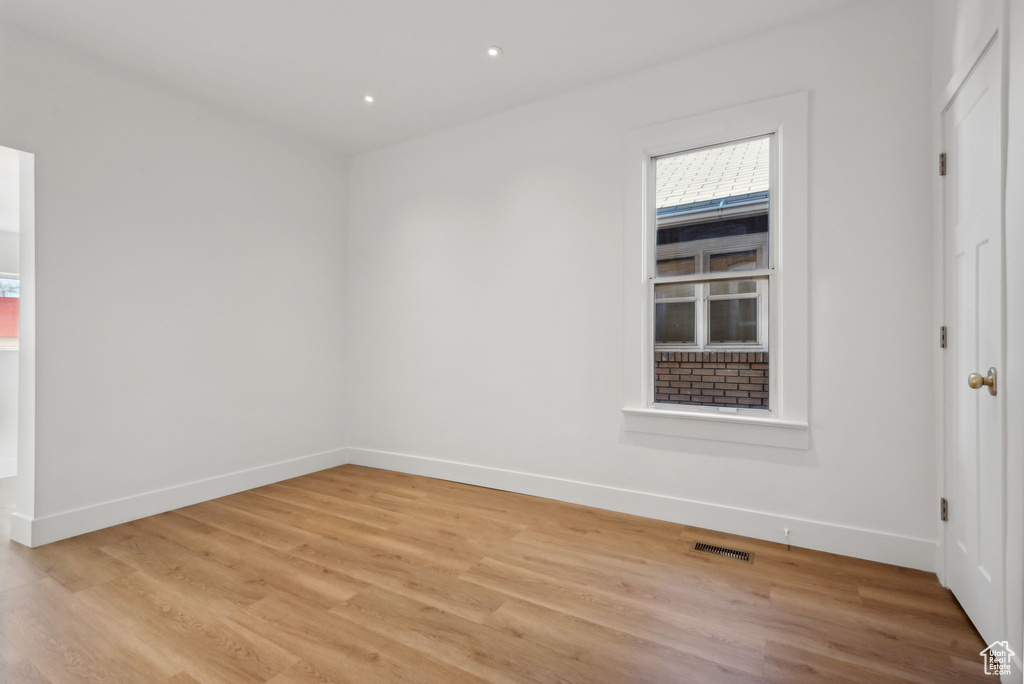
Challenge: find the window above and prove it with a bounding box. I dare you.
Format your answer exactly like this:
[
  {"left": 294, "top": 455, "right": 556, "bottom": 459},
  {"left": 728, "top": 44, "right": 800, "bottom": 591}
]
[
  {"left": 651, "top": 137, "right": 771, "bottom": 410},
  {"left": 0, "top": 277, "right": 19, "bottom": 350},
  {"left": 621, "top": 93, "right": 809, "bottom": 448}
]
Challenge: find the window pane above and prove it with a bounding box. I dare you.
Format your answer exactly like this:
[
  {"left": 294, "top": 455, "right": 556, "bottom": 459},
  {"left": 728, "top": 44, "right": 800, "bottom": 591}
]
[
  {"left": 655, "top": 302, "right": 695, "bottom": 344},
  {"left": 654, "top": 282, "right": 695, "bottom": 299},
  {"left": 709, "top": 279, "right": 757, "bottom": 296},
  {"left": 709, "top": 298, "right": 757, "bottom": 343},
  {"left": 655, "top": 136, "right": 770, "bottom": 271},
  {"left": 656, "top": 256, "right": 695, "bottom": 277},
  {"left": 708, "top": 250, "right": 759, "bottom": 273}
]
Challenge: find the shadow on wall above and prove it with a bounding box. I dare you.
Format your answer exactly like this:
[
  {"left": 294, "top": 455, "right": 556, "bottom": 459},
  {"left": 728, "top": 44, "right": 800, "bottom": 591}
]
[{"left": 619, "top": 427, "right": 820, "bottom": 468}]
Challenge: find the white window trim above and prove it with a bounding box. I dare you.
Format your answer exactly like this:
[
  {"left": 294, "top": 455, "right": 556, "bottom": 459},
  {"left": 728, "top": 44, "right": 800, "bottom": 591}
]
[{"left": 622, "top": 92, "right": 809, "bottom": 449}]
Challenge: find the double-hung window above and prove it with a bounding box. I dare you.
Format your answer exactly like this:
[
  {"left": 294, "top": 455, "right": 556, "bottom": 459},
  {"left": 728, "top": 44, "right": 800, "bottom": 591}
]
[
  {"left": 651, "top": 136, "right": 772, "bottom": 409},
  {"left": 622, "top": 93, "right": 809, "bottom": 448}
]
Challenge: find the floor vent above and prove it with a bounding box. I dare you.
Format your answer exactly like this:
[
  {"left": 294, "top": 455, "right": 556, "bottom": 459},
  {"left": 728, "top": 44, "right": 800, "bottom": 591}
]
[{"left": 692, "top": 541, "right": 753, "bottom": 563}]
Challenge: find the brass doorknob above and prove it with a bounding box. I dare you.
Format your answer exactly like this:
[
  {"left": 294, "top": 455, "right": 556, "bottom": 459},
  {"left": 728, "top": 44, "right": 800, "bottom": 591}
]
[{"left": 968, "top": 367, "right": 997, "bottom": 396}]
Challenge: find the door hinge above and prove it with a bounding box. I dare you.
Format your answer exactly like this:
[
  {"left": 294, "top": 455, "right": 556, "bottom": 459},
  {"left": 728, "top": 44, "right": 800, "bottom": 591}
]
[
  {"left": 940, "top": 497, "right": 948, "bottom": 522},
  {"left": 939, "top": 152, "right": 947, "bottom": 176},
  {"left": 940, "top": 325, "right": 947, "bottom": 348}
]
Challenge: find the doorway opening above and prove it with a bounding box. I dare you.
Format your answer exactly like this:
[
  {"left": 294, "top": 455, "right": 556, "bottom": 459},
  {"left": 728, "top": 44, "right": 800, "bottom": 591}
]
[{"left": 0, "top": 144, "right": 34, "bottom": 547}]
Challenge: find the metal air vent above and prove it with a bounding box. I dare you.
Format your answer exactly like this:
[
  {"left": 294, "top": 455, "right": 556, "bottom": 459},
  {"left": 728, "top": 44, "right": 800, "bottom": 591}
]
[{"left": 692, "top": 541, "right": 753, "bottom": 563}]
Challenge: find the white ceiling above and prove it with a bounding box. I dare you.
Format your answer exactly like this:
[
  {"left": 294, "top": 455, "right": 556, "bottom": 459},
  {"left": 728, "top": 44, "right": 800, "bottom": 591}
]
[{"left": 0, "top": 0, "right": 859, "bottom": 154}]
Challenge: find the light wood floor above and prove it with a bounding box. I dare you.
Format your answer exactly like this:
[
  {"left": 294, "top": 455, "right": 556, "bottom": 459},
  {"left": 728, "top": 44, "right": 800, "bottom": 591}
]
[{"left": 0, "top": 466, "right": 988, "bottom": 683}]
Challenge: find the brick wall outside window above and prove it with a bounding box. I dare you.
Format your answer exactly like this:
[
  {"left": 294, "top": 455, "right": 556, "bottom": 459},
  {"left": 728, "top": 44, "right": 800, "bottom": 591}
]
[{"left": 654, "top": 351, "right": 768, "bottom": 409}]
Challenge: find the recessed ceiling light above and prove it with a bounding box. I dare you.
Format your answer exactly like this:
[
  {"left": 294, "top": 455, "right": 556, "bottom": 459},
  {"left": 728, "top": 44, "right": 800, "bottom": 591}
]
[
  {"left": 487, "top": 46, "right": 502, "bottom": 58},
  {"left": 364, "top": 95, "right": 375, "bottom": 103}
]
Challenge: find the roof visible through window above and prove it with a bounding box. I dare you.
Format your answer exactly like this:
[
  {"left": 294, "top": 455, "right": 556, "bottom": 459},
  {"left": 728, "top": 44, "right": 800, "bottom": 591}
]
[{"left": 656, "top": 137, "right": 770, "bottom": 212}]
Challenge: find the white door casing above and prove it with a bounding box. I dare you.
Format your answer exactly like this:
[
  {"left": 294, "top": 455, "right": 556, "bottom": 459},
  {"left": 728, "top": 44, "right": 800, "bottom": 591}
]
[{"left": 942, "top": 33, "right": 1006, "bottom": 647}]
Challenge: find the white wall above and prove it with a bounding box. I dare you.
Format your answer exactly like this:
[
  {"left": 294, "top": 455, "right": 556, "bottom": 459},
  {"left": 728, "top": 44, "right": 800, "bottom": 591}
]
[
  {"left": 932, "top": 0, "right": 1005, "bottom": 89},
  {"left": 0, "top": 26, "right": 349, "bottom": 542},
  {"left": 0, "top": 231, "right": 18, "bottom": 275},
  {"left": 347, "top": 0, "right": 938, "bottom": 569}
]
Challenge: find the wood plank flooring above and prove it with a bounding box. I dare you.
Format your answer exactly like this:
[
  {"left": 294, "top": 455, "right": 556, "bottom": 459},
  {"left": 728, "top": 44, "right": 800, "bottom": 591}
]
[{"left": 0, "top": 466, "right": 988, "bottom": 683}]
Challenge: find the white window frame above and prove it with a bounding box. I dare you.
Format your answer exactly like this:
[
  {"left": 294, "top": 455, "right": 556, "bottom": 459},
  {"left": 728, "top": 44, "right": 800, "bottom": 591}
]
[{"left": 622, "top": 92, "right": 809, "bottom": 449}]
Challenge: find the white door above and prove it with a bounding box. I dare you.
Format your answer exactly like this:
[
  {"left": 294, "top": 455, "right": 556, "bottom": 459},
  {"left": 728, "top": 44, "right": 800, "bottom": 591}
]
[{"left": 943, "top": 37, "right": 1005, "bottom": 646}]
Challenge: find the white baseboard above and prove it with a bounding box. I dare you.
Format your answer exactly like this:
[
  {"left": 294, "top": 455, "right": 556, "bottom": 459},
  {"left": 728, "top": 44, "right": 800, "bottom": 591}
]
[
  {"left": 11, "top": 444, "right": 938, "bottom": 572},
  {"left": 346, "top": 447, "right": 937, "bottom": 572},
  {"left": 0, "top": 459, "right": 15, "bottom": 479},
  {"left": 11, "top": 447, "right": 348, "bottom": 547}
]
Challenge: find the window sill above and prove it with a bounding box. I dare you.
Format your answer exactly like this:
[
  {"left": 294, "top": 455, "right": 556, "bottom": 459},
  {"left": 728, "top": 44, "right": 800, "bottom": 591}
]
[{"left": 622, "top": 407, "right": 809, "bottom": 449}]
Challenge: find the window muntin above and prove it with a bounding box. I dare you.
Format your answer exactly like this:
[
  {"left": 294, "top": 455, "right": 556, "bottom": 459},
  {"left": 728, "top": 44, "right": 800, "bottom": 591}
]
[{"left": 650, "top": 136, "right": 772, "bottom": 410}]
